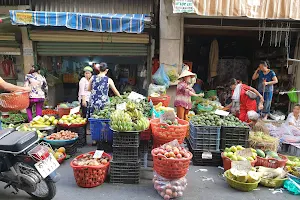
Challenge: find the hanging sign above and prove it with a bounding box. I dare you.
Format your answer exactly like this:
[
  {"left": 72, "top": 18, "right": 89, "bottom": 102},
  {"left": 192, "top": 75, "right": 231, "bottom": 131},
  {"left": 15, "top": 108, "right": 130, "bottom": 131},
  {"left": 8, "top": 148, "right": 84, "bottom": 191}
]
[{"left": 173, "top": 0, "right": 195, "bottom": 13}]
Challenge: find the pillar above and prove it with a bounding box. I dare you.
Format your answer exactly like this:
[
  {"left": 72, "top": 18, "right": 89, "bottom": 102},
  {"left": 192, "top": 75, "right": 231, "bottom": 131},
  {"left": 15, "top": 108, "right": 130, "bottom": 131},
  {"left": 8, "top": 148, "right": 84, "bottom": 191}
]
[
  {"left": 159, "top": 0, "right": 184, "bottom": 107},
  {"left": 20, "top": 27, "right": 34, "bottom": 75}
]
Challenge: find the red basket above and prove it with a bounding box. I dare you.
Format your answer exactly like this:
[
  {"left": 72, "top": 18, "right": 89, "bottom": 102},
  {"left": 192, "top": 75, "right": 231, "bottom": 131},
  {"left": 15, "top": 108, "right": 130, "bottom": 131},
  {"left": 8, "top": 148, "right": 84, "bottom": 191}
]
[
  {"left": 0, "top": 91, "right": 29, "bottom": 112},
  {"left": 152, "top": 149, "right": 193, "bottom": 179},
  {"left": 58, "top": 107, "right": 71, "bottom": 118},
  {"left": 70, "top": 151, "right": 111, "bottom": 188},
  {"left": 148, "top": 95, "right": 170, "bottom": 107},
  {"left": 255, "top": 154, "right": 288, "bottom": 168},
  {"left": 150, "top": 118, "right": 189, "bottom": 147},
  {"left": 221, "top": 152, "right": 257, "bottom": 171}
]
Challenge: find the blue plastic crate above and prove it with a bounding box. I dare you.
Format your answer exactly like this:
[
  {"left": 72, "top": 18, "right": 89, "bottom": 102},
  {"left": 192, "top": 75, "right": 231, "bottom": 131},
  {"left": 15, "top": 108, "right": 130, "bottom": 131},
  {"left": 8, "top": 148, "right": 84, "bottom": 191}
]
[{"left": 89, "top": 118, "right": 113, "bottom": 142}]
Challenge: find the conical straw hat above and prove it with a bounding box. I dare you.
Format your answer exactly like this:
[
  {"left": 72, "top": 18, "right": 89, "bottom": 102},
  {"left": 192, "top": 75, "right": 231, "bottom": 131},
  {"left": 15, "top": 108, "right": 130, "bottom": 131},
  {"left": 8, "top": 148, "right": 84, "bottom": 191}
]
[{"left": 178, "top": 70, "right": 196, "bottom": 79}]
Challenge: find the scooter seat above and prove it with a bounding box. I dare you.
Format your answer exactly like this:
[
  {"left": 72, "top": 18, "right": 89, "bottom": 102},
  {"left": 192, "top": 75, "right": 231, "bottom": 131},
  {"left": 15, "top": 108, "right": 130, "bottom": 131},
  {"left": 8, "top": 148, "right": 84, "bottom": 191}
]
[{"left": 0, "top": 130, "right": 38, "bottom": 153}]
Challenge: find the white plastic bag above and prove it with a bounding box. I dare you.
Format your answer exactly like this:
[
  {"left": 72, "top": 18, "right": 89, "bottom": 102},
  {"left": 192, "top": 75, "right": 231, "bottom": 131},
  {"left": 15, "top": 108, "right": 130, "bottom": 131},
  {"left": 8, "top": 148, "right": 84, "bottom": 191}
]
[
  {"left": 148, "top": 83, "right": 167, "bottom": 96},
  {"left": 153, "top": 172, "right": 187, "bottom": 200}
]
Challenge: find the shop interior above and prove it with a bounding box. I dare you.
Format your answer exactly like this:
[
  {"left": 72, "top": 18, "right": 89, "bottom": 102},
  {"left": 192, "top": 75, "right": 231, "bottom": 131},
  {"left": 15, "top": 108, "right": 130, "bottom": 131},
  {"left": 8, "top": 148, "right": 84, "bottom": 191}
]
[
  {"left": 38, "top": 55, "right": 148, "bottom": 106},
  {"left": 183, "top": 18, "right": 298, "bottom": 114}
]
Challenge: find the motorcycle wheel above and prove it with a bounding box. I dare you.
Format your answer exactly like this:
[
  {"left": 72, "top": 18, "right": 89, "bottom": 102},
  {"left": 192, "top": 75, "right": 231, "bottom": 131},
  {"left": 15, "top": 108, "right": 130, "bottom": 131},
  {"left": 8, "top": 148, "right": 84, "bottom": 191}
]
[{"left": 27, "top": 178, "right": 56, "bottom": 200}]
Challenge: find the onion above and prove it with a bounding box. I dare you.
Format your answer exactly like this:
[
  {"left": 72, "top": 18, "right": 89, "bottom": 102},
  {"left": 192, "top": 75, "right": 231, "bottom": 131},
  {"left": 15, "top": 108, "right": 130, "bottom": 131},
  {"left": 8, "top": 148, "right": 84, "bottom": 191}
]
[
  {"left": 173, "top": 192, "right": 178, "bottom": 198},
  {"left": 153, "top": 149, "right": 159, "bottom": 155},
  {"left": 160, "top": 192, "right": 165, "bottom": 197},
  {"left": 165, "top": 189, "right": 172, "bottom": 196},
  {"left": 178, "top": 191, "right": 183, "bottom": 197},
  {"left": 164, "top": 195, "right": 170, "bottom": 200}
]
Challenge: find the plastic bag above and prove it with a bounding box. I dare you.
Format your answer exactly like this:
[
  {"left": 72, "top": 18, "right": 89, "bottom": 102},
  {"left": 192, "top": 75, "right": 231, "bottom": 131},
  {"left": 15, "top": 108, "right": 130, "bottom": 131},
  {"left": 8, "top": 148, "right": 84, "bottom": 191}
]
[
  {"left": 165, "top": 64, "right": 179, "bottom": 83},
  {"left": 153, "top": 172, "right": 187, "bottom": 200},
  {"left": 152, "top": 64, "right": 170, "bottom": 87},
  {"left": 148, "top": 83, "right": 167, "bottom": 96}
]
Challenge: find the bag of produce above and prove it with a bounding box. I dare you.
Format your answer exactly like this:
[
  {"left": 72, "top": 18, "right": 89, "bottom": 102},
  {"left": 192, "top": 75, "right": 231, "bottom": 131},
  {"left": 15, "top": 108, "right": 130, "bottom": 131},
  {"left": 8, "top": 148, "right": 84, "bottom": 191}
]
[
  {"left": 152, "top": 64, "right": 170, "bottom": 87},
  {"left": 165, "top": 64, "right": 179, "bottom": 83},
  {"left": 153, "top": 172, "right": 187, "bottom": 200},
  {"left": 148, "top": 83, "right": 167, "bottom": 97}
]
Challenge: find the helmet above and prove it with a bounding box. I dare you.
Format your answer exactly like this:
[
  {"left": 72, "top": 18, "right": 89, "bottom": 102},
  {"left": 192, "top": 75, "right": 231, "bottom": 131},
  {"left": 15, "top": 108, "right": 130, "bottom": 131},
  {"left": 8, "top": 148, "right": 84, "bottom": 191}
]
[{"left": 83, "top": 66, "right": 93, "bottom": 72}]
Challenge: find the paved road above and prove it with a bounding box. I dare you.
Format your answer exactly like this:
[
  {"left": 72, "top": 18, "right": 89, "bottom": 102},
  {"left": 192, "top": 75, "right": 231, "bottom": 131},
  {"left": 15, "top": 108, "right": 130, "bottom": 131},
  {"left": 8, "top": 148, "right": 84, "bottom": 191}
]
[{"left": 0, "top": 145, "right": 298, "bottom": 200}]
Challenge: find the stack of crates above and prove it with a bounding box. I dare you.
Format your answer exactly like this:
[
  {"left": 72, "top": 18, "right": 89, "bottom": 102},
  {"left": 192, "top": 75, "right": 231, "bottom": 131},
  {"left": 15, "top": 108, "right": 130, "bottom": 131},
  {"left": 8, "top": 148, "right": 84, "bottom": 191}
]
[
  {"left": 110, "top": 131, "right": 140, "bottom": 184},
  {"left": 220, "top": 127, "right": 250, "bottom": 150},
  {"left": 187, "top": 122, "right": 222, "bottom": 166}
]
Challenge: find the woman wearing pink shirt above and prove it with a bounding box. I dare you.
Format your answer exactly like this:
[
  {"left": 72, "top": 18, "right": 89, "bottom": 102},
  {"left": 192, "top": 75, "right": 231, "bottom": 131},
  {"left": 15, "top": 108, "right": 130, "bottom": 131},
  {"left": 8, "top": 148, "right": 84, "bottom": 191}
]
[{"left": 78, "top": 66, "right": 93, "bottom": 118}]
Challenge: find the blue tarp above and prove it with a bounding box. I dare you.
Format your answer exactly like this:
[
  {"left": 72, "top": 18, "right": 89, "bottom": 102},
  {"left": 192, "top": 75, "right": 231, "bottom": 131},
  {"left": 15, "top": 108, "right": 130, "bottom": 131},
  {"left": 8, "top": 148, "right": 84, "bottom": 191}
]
[{"left": 9, "top": 10, "right": 146, "bottom": 33}]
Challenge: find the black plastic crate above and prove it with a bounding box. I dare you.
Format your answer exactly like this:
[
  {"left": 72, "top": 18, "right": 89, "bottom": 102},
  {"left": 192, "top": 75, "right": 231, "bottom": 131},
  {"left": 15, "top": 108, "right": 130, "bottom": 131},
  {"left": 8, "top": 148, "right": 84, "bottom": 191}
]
[
  {"left": 110, "top": 160, "right": 140, "bottom": 184},
  {"left": 187, "top": 140, "right": 222, "bottom": 166},
  {"left": 190, "top": 123, "right": 221, "bottom": 140},
  {"left": 220, "top": 126, "right": 249, "bottom": 150},
  {"left": 188, "top": 137, "right": 220, "bottom": 151},
  {"left": 52, "top": 141, "right": 78, "bottom": 156},
  {"left": 113, "top": 147, "right": 139, "bottom": 161},
  {"left": 76, "top": 132, "right": 86, "bottom": 148},
  {"left": 112, "top": 131, "right": 139, "bottom": 148}
]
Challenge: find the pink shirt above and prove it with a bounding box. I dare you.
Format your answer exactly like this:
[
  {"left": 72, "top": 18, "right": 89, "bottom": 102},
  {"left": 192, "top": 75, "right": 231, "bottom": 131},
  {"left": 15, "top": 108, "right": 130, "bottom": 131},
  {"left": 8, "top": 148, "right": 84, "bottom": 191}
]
[
  {"left": 174, "top": 81, "right": 194, "bottom": 109},
  {"left": 78, "top": 77, "right": 91, "bottom": 102}
]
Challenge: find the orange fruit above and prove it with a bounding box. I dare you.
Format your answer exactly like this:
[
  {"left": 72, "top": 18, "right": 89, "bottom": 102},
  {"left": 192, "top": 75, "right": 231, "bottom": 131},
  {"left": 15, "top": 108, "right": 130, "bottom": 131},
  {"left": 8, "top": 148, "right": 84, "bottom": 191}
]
[{"left": 57, "top": 147, "right": 66, "bottom": 153}]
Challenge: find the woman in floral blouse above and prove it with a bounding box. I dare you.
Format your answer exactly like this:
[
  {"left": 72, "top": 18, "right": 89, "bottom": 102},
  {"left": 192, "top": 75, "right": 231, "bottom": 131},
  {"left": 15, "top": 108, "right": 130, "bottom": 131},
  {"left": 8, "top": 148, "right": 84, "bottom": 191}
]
[
  {"left": 174, "top": 69, "right": 202, "bottom": 120},
  {"left": 87, "top": 62, "right": 121, "bottom": 116},
  {"left": 24, "top": 65, "right": 48, "bottom": 121}
]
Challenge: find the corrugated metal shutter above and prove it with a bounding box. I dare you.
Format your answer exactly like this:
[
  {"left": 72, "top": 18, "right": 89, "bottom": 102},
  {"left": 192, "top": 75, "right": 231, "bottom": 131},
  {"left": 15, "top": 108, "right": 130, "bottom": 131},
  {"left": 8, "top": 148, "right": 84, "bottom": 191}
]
[
  {"left": 29, "top": 30, "right": 149, "bottom": 44},
  {"left": 36, "top": 42, "right": 148, "bottom": 56},
  {"left": 0, "top": 33, "right": 20, "bottom": 55},
  {"left": 33, "top": 0, "right": 153, "bottom": 15}
]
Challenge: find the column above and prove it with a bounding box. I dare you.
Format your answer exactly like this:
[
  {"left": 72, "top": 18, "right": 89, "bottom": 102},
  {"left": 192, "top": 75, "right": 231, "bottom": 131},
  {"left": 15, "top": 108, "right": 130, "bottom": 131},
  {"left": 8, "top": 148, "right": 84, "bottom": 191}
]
[
  {"left": 21, "top": 27, "right": 34, "bottom": 76},
  {"left": 160, "top": 0, "right": 184, "bottom": 107}
]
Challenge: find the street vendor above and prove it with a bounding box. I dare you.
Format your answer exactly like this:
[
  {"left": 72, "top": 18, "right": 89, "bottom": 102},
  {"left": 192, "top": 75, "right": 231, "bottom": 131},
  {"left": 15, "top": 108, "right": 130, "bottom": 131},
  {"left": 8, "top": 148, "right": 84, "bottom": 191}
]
[
  {"left": 286, "top": 104, "right": 300, "bottom": 131},
  {"left": 247, "top": 110, "right": 269, "bottom": 134},
  {"left": 225, "top": 78, "right": 264, "bottom": 122},
  {"left": 174, "top": 69, "right": 202, "bottom": 120},
  {"left": 78, "top": 66, "right": 93, "bottom": 118}
]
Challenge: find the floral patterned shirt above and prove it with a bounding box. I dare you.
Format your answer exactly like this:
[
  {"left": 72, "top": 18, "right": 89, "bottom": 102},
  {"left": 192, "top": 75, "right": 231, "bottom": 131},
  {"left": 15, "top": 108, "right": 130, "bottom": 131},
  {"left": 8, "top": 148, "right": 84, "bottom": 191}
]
[
  {"left": 25, "top": 73, "right": 48, "bottom": 99},
  {"left": 174, "top": 81, "right": 195, "bottom": 109},
  {"left": 88, "top": 75, "right": 109, "bottom": 116}
]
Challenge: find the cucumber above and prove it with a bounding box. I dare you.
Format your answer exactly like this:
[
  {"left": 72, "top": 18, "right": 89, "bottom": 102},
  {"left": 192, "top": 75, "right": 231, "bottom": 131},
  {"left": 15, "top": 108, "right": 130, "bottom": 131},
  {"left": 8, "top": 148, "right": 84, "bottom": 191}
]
[{"left": 256, "top": 149, "right": 266, "bottom": 158}]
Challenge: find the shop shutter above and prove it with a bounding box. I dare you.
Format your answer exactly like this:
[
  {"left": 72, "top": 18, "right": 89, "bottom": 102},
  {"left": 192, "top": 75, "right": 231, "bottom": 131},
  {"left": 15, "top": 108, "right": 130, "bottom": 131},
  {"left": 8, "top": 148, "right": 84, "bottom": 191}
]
[
  {"left": 29, "top": 30, "right": 149, "bottom": 44},
  {"left": 36, "top": 42, "right": 148, "bottom": 56}
]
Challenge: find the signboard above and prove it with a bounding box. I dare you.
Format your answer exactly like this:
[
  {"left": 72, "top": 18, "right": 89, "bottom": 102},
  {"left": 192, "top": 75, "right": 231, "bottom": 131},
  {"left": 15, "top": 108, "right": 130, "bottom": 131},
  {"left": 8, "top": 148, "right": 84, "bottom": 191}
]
[
  {"left": 236, "top": 148, "right": 253, "bottom": 158},
  {"left": 116, "top": 102, "right": 127, "bottom": 111},
  {"left": 173, "top": 0, "right": 195, "bottom": 13},
  {"left": 16, "top": 12, "right": 33, "bottom": 24},
  {"left": 23, "top": 48, "right": 33, "bottom": 56},
  {"left": 69, "top": 106, "right": 80, "bottom": 115}
]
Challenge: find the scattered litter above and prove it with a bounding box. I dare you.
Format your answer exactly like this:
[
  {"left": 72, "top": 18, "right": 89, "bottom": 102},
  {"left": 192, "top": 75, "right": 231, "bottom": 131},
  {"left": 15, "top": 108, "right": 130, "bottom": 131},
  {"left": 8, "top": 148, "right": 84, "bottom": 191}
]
[
  {"left": 253, "top": 188, "right": 260, "bottom": 191},
  {"left": 201, "top": 176, "right": 214, "bottom": 182},
  {"left": 218, "top": 166, "right": 224, "bottom": 170},
  {"left": 269, "top": 188, "right": 284, "bottom": 194},
  {"left": 195, "top": 168, "right": 208, "bottom": 172}
]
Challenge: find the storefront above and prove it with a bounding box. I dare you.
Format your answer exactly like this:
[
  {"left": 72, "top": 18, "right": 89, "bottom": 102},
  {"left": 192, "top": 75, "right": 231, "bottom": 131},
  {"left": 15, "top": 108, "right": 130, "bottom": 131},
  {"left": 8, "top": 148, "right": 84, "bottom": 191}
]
[
  {"left": 9, "top": 10, "right": 154, "bottom": 106},
  {"left": 160, "top": 0, "right": 300, "bottom": 114}
]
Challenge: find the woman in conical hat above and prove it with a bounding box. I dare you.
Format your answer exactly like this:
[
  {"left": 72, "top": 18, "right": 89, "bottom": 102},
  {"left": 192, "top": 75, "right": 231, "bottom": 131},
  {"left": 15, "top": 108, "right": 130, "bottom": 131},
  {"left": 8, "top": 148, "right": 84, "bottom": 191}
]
[{"left": 174, "top": 69, "right": 202, "bottom": 120}]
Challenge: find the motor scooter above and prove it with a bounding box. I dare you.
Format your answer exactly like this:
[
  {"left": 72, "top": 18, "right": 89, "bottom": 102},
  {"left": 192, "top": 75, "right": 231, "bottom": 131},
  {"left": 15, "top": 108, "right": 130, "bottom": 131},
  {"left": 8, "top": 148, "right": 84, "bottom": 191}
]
[{"left": 0, "top": 128, "right": 60, "bottom": 200}]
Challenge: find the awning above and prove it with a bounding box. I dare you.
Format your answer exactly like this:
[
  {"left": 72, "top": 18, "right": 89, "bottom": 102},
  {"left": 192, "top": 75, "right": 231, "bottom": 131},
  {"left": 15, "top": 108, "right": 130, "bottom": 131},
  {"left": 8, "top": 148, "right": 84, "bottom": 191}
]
[
  {"left": 9, "top": 10, "right": 146, "bottom": 33},
  {"left": 192, "top": 0, "right": 300, "bottom": 20}
]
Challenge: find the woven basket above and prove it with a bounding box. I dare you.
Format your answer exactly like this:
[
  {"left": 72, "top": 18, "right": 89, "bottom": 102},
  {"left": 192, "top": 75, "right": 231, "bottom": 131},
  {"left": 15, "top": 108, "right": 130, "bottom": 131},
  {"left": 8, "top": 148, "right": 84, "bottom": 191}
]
[
  {"left": 0, "top": 91, "right": 29, "bottom": 112},
  {"left": 224, "top": 170, "right": 260, "bottom": 192}
]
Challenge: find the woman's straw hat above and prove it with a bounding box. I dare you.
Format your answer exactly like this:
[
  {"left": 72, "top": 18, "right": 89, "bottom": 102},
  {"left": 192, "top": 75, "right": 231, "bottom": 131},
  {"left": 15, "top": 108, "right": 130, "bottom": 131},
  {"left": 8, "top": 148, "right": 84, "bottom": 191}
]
[{"left": 178, "top": 70, "right": 196, "bottom": 79}]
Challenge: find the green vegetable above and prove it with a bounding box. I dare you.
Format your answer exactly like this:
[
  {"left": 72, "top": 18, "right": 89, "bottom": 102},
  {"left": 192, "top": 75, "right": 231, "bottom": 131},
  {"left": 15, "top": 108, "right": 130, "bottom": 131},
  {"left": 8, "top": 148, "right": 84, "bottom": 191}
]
[{"left": 256, "top": 149, "right": 266, "bottom": 158}]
